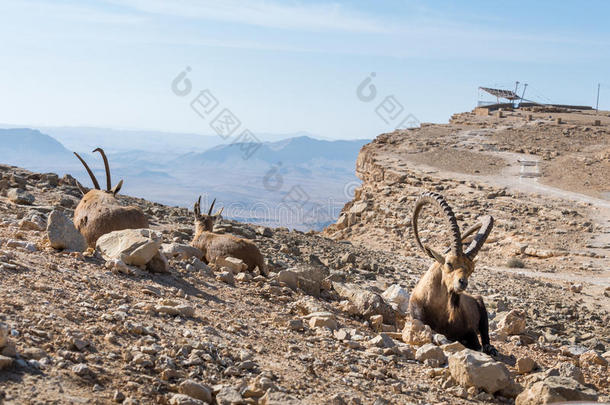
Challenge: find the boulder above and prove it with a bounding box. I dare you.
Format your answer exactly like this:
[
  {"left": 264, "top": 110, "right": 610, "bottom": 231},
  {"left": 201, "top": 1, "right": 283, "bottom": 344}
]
[
  {"left": 496, "top": 309, "right": 526, "bottom": 335},
  {"left": 179, "top": 380, "right": 212, "bottom": 403},
  {"left": 402, "top": 319, "right": 433, "bottom": 346},
  {"left": 579, "top": 350, "right": 608, "bottom": 367},
  {"left": 7, "top": 188, "right": 34, "bottom": 205},
  {"left": 381, "top": 284, "right": 410, "bottom": 314},
  {"left": 515, "top": 376, "right": 598, "bottom": 405},
  {"left": 416, "top": 343, "right": 447, "bottom": 364},
  {"left": 161, "top": 243, "right": 204, "bottom": 260},
  {"left": 96, "top": 229, "right": 162, "bottom": 266},
  {"left": 333, "top": 282, "right": 395, "bottom": 324},
  {"left": 448, "top": 349, "right": 512, "bottom": 393},
  {"left": 46, "top": 210, "right": 86, "bottom": 252}
]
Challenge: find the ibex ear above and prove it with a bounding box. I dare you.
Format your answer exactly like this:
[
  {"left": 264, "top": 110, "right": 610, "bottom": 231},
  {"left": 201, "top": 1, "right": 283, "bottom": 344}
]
[
  {"left": 111, "top": 180, "right": 123, "bottom": 196},
  {"left": 427, "top": 247, "right": 445, "bottom": 265},
  {"left": 214, "top": 207, "right": 224, "bottom": 218}
]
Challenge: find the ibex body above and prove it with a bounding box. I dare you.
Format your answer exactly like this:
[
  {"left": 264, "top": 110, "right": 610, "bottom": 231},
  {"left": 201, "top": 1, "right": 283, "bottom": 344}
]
[
  {"left": 409, "top": 192, "right": 497, "bottom": 355},
  {"left": 73, "top": 149, "right": 148, "bottom": 247},
  {"left": 191, "top": 197, "right": 266, "bottom": 274}
]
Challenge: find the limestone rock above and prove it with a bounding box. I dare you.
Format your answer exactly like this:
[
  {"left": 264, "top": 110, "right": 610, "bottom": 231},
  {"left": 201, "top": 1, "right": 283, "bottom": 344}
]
[
  {"left": 147, "top": 252, "right": 170, "bottom": 273},
  {"left": 416, "top": 343, "right": 447, "bottom": 364},
  {"left": 162, "top": 243, "right": 204, "bottom": 260},
  {"left": 515, "top": 376, "right": 597, "bottom": 405},
  {"left": 402, "top": 319, "right": 433, "bottom": 346},
  {"left": 448, "top": 349, "right": 512, "bottom": 393},
  {"left": 381, "top": 284, "right": 410, "bottom": 314},
  {"left": 8, "top": 188, "right": 34, "bottom": 205},
  {"left": 217, "top": 256, "right": 247, "bottom": 274},
  {"left": 259, "top": 391, "right": 303, "bottom": 405},
  {"left": 0, "top": 355, "right": 13, "bottom": 370},
  {"left": 579, "top": 350, "right": 608, "bottom": 367},
  {"left": 215, "top": 386, "right": 243, "bottom": 405},
  {"left": 496, "top": 309, "right": 526, "bottom": 335},
  {"left": 179, "top": 380, "right": 212, "bottom": 403},
  {"left": 96, "top": 228, "right": 162, "bottom": 266},
  {"left": 517, "top": 357, "right": 536, "bottom": 374},
  {"left": 47, "top": 210, "right": 86, "bottom": 252},
  {"left": 333, "top": 282, "right": 395, "bottom": 324},
  {"left": 169, "top": 394, "right": 206, "bottom": 405}
]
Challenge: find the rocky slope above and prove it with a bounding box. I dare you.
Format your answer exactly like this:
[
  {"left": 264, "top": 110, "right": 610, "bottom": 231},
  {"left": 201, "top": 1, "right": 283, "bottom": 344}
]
[{"left": 1, "top": 107, "right": 609, "bottom": 405}]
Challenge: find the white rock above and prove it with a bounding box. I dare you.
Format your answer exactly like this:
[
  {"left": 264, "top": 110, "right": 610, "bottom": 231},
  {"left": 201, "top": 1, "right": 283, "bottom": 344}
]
[
  {"left": 402, "top": 319, "right": 433, "bottom": 346},
  {"left": 96, "top": 228, "right": 162, "bottom": 266},
  {"left": 161, "top": 243, "right": 204, "bottom": 260},
  {"left": 448, "top": 349, "right": 512, "bottom": 393},
  {"left": 169, "top": 393, "right": 207, "bottom": 405},
  {"left": 46, "top": 210, "right": 86, "bottom": 252},
  {"left": 416, "top": 343, "right": 447, "bottom": 364},
  {"left": 217, "top": 257, "right": 247, "bottom": 274},
  {"left": 496, "top": 309, "right": 526, "bottom": 335},
  {"left": 381, "top": 284, "right": 410, "bottom": 314},
  {"left": 515, "top": 376, "right": 597, "bottom": 405}
]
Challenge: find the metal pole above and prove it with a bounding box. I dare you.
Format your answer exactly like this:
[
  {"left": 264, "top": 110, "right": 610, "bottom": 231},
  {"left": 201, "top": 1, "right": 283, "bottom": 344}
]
[
  {"left": 520, "top": 84, "right": 528, "bottom": 103},
  {"left": 596, "top": 83, "right": 600, "bottom": 112}
]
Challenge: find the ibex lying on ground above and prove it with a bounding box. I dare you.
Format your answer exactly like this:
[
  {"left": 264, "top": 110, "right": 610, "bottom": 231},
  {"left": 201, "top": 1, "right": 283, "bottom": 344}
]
[
  {"left": 409, "top": 191, "right": 497, "bottom": 355},
  {"left": 191, "top": 196, "right": 266, "bottom": 275},
  {"left": 73, "top": 148, "right": 148, "bottom": 247}
]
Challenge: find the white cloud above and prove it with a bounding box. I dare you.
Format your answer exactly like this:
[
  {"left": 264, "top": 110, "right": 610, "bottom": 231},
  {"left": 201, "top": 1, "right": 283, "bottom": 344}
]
[{"left": 103, "top": 0, "right": 395, "bottom": 33}]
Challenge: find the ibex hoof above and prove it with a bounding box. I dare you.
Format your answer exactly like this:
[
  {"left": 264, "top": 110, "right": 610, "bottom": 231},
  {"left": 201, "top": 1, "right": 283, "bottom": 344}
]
[{"left": 483, "top": 344, "right": 498, "bottom": 356}]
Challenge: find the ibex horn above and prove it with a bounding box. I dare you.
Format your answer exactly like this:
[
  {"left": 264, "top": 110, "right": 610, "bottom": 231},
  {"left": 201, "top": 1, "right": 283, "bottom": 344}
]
[
  {"left": 93, "top": 148, "right": 111, "bottom": 192},
  {"left": 73, "top": 152, "right": 100, "bottom": 190}
]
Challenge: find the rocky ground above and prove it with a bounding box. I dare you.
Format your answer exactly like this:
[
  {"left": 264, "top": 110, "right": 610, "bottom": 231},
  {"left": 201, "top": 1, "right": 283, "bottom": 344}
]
[{"left": 1, "top": 107, "right": 609, "bottom": 405}]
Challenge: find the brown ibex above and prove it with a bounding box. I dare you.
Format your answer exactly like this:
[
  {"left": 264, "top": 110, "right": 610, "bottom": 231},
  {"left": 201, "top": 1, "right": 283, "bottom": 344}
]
[
  {"left": 409, "top": 191, "right": 497, "bottom": 355},
  {"left": 73, "top": 148, "right": 148, "bottom": 247},
  {"left": 191, "top": 196, "right": 266, "bottom": 274}
]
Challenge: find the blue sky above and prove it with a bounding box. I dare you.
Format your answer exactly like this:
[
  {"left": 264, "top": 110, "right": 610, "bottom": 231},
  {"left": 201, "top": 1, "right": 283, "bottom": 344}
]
[{"left": 1, "top": 0, "right": 608, "bottom": 140}]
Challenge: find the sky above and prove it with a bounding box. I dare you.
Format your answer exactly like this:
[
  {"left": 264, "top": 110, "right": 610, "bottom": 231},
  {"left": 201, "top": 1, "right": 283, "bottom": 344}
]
[{"left": 1, "top": 0, "right": 609, "bottom": 140}]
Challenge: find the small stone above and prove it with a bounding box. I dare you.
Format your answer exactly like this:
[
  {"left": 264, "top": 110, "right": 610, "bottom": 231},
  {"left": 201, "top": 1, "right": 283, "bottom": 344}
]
[
  {"left": 217, "top": 257, "right": 247, "bottom": 274},
  {"left": 580, "top": 350, "right": 608, "bottom": 367},
  {"left": 442, "top": 341, "right": 466, "bottom": 354},
  {"left": 367, "top": 333, "right": 396, "bottom": 349},
  {"left": 309, "top": 316, "right": 338, "bottom": 330},
  {"left": 558, "top": 362, "right": 585, "bottom": 384},
  {"left": 8, "top": 188, "right": 34, "bottom": 205},
  {"left": 96, "top": 228, "right": 162, "bottom": 266},
  {"left": 21, "top": 347, "right": 47, "bottom": 360},
  {"left": 217, "top": 270, "right": 235, "bottom": 286},
  {"left": 516, "top": 357, "right": 536, "bottom": 374},
  {"left": 113, "top": 390, "right": 125, "bottom": 403},
  {"left": 169, "top": 393, "right": 206, "bottom": 405},
  {"left": 369, "top": 314, "right": 383, "bottom": 331},
  {"left": 569, "top": 283, "right": 583, "bottom": 293},
  {"left": 72, "top": 363, "right": 92, "bottom": 377},
  {"left": 381, "top": 284, "right": 410, "bottom": 314},
  {"left": 288, "top": 319, "right": 304, "bottom": 331},
  {"left": 416, "top": 343, "right": 447, "bottom": 364},
  {"left": 402, "top": 319, "right": 433, "bottom": 346},
  {"left": 215, "top": 386, "right": 243, "bottom": 405},
  {"left": 179, "top": 379, "right": 212, "bottom": 403},
  {"left": 496, "top": 309, "right": 526, "bottom": 335},
  {"left": 277, "top": 270, "right": 298, "bottom": 290}
]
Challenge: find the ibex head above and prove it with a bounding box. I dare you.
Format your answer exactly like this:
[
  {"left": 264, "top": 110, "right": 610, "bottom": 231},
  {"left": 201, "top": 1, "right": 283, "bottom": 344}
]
[
  {"left": 412, "top": 192, "right": 493, "bottom": 294},
  {"left": 193, "top": 196, "right": 224, "bottom": 233},
  {"left": 73, "top": 148, "right": 123, "bottom": 196}
]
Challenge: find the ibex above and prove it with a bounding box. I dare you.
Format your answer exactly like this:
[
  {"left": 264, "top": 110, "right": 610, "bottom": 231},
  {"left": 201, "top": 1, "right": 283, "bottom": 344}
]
[
  {"left": 73, "top": 148, "right": 148, "bottom": 247},
  {"left": 409, "top": 192, "right": 497, "bottom": 355},
  {"left": 191, "top": 196, "right": 266, "bottom": 275}
]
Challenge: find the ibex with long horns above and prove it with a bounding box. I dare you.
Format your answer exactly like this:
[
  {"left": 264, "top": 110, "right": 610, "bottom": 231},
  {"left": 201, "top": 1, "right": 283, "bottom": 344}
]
[
  {"left": 409, "top": 192, "right": 497, "bottom": 355},
  {"left": 73, "top": 148, "right": 148, "bottom": 247},
  {"left": 191, "top": 196, "right": 266, "bottom": 274}
]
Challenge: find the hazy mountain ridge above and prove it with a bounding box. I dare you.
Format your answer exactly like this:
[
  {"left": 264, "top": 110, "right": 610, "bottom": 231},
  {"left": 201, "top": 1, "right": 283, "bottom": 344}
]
[{"left": 0, "top": 127, "right": 368, "bottom": 230}]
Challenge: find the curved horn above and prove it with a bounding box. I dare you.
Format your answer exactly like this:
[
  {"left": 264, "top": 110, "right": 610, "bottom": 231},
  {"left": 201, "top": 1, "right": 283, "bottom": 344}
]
[
  {"left": 73, "top": 152, "right": 100, "bottom": 190},
  {"left": 442, "top": 222, "right": 482, "bottom": 254},
  {"left": 412, "top": 192, "right": 462, "bottom": 260},
  {"left": 93, "top": 148, "right": 111, "bottom": 191},
  {"left": 464, "top": 215, "right": 494, "bottom": 259},
  {"left": 208, "top": 198, "right": 216, "bottom": 215},
  {"left": 194, "top": 195, "right": 201, "bottom": 217}
]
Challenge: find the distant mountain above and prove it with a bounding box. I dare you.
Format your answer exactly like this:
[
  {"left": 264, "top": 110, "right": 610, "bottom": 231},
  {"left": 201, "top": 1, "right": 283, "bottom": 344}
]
[
  {"left": 0, "top": 128, "right": 74, "bottom": 170},
  {"left": 177, "top": 136, "right": 369, "bottom": 167},
  {"left": 0, "top": 127, "right": 370, "bottom": 230}
]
